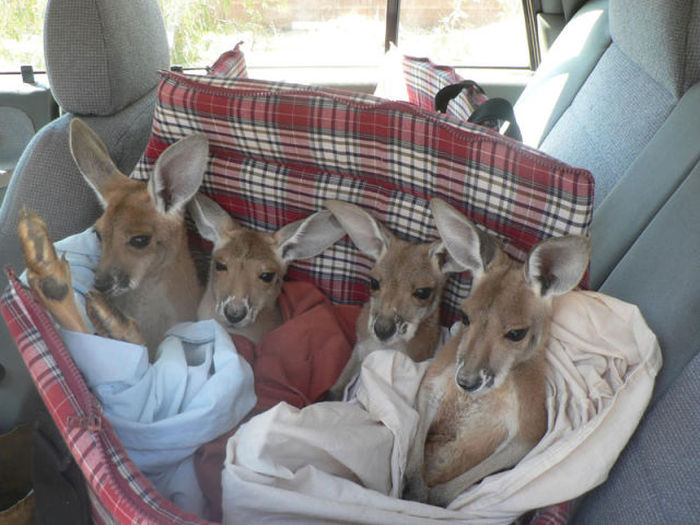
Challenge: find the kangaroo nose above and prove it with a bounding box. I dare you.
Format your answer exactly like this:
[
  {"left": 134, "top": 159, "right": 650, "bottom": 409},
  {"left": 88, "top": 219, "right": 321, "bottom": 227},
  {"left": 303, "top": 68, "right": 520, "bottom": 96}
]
[
  {"left": 224, "top": 303, "right": 248, "bottom": 325},
  {"left": 456, "top": 367, "right": 494, "bottom": 393},
  {"left": 373, "top": 316, "right": 396, "bottom": 341},
  {"left": 93, "top": 273, "right": 113, "bottom": 293},
  {"left": 93, "top": 270, "right": 129, "bottom": 295}
]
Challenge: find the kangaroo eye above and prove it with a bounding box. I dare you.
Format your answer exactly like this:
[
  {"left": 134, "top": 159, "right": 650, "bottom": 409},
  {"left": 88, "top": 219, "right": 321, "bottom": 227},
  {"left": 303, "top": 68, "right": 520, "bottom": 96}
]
[
  {"left": 259, "top": 272, "right": 275, "bottom": 283},
  {"left": 413, "top": 287, "right": 433, "bottom": 300},
  {"left": 505, "top": 328, "right": 528, "bottom": 342},
  {"left": 369, "top": 277, "right": 380, "bottom": 291},
  {"left": 129, "top": 235, "right": 151, "bottom": 249},
  {"left": 461, "top": 313, "right": 470, "bottom": 326},
  {"left": 214, "top": 260, "right": 228, "bottom": 272}
]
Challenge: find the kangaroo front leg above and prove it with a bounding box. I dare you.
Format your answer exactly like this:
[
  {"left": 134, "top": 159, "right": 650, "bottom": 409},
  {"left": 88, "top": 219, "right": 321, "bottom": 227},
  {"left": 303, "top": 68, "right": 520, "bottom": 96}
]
[
  {"left": 18, "top": 208, "right": 89, "bottom": 334},
  {"left": 327, "top": 349, "right": 360, "bottom": 399},
  {"left": 427, "top": 436, "right": 532, "bottom": 507},
  {"left": 402, "top": 378, "right": 446, "bottom": 502},
  {"left": 402, "top": 396, "right": 434, "bottom": 502},
  {"left": 85, "top": 291, "right": 146, "bottom": 347}
]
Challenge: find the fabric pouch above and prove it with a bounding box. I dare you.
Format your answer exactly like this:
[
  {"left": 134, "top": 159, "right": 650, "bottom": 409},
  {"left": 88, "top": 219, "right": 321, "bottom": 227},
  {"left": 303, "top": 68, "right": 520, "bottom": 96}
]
[
  {"left": 374, "top": 43, "right": 521, "bottom": 139},
  {"left": 221, "top": 291, "right": 662, "bottom": 525}
]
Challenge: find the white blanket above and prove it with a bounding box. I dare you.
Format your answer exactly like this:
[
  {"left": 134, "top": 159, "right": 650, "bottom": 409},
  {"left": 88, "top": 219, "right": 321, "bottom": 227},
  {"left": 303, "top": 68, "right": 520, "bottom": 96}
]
[{"left": 221, "top": 291, "right": 662, "bottom": 524}]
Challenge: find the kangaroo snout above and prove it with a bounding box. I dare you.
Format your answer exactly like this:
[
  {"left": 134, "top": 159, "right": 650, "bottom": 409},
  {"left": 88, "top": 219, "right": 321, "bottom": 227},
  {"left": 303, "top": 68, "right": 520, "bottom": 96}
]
[
  {"left": 456, "top": 363, "right": 495, "bottom": 393},
  {"left": 372, "top": 314, "right": 398, "bottom": 341},
  {"left": 93, "top": 269, "right": 131, "bottom": 296},
  {"left": 222, "top": 299, "right": 250, "bottom": 326}
]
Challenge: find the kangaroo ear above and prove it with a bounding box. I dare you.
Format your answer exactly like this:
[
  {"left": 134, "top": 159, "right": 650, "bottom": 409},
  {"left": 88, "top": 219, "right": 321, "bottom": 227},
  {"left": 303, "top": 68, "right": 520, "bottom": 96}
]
[
  {"left": 149, "top": 133, "right": 209, "bottom": 215},
  {"left": 525, "top": 235, "right": 590, "bottom": 297},
  {"left": 428, "top": 240, "right": 468, "bottom": 274},
  {"left": 276, "top": 210, "right": 346, "bottom": 263},
  {"left": 430, "top": 198, "right": 498, "bottom": 280},
  {"left": 324, "top": 200, "right": 393, "bottom": 260},
  {"left": 188, "top": 193, "right": 238, "bottom": 245},
  {"left": 69, "top": 118, "right": 128, "bottom": 207}
]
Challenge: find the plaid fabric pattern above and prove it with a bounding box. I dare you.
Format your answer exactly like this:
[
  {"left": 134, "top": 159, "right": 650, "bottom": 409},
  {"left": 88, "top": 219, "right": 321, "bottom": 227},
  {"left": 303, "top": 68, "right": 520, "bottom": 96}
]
[
  {"left": 206, "top": 41, "right": 248, "bottom": 79},
  {"left": 0, "top": 70, "right": 592, "bottom": 525},
  {"left": 0, "top": 269, "right": 212, "bottom": 525},
  {"left": 2, "top": 272, "right": 582, "bottom": 524},
  {"left": 134, "top": 71, "right": 593, "bottom": 326},
  {"left": 400, "top": 54, "right": 490, "bottom": 125}
]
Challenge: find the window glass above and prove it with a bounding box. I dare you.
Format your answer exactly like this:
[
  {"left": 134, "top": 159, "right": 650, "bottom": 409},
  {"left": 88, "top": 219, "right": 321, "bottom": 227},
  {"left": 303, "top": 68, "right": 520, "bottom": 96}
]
[
  {"left": 0, "top": 1, "right": 530, "bottom": 73},
  {"left": 0, "top": 0, "right": 48, "bottom": 71},
  {"left": 159, "top": 0, "right": 387, "bottom": 69},
  {"left": 398, "top": 0, "right": 530, "bottom": 68}
]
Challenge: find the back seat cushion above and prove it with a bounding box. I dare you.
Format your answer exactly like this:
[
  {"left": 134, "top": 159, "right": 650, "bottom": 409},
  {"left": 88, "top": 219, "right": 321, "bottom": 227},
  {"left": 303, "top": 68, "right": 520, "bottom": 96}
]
[
  {"left": 518, "top": 0, "right": 700, "bottom": 209},
  {"left": 514, "top": 0, "right": 611, "bottom": 148},
  {"left": 610, "top": 0, "right": 700, "bottom": 97},
  {"left": 538, "top": 43, "right": 676, "bottom": 208}
]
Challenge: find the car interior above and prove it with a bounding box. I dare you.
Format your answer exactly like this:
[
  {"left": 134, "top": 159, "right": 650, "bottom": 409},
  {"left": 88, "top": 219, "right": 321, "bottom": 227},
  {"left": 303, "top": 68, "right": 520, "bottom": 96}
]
[{"left": 0, "top": 0, "right": 698, "bottom": 523}]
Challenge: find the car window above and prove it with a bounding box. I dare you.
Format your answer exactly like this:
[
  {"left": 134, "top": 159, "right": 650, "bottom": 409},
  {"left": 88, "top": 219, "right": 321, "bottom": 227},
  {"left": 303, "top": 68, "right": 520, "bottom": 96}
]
[{"left": 0, "top": 1, "right": 537, "bottom": 79}]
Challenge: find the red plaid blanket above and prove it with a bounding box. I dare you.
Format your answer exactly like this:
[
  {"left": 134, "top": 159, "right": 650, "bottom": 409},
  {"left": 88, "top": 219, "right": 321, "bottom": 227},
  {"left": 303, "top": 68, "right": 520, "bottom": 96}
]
[{"left": 134, "top": 71, "right": 593, "bottom": 326}]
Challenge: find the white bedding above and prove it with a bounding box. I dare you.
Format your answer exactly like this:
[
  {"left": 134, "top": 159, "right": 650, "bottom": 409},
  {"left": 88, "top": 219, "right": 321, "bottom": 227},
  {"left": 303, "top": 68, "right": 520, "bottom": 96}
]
[{"left": 221, "top": 290, "right": 662, "bottom": 524}]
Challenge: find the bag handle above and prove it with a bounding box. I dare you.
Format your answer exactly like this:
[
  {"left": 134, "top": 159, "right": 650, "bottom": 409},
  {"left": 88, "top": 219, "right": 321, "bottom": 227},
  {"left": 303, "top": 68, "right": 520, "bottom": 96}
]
[
  {"left": 434, "top": 81, "right": 522, "bottom": 141},
  {"left": 434, "top": 80, "right": 485, "bottom": 113},
  {"left": 468, "top": 98, "right": 522, "bottom": 141}
]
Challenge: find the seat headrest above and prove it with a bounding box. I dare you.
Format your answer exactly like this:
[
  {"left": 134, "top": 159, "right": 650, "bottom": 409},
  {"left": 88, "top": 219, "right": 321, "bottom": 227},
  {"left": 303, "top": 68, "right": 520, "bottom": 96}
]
[
  {"left": 44, "top": 0, "right": 170, "bottom": 116},
  {"left": 610, "top": 0, "right": 700, "bottom": 97}
]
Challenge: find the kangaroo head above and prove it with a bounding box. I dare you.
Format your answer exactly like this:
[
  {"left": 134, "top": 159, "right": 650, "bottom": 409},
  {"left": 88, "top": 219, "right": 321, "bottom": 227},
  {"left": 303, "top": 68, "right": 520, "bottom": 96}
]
[
  {"left": 325, "top": 200, "right": 460, "bottom": 347},
  {"left": 430, "top": 198, "right": 589, "bottom": 395},
  {"left": 190, "top": 194, "right": 345, "bottom": 329},
  {"left": 69, "top": 118, "right": 208, "bottom": 297}
]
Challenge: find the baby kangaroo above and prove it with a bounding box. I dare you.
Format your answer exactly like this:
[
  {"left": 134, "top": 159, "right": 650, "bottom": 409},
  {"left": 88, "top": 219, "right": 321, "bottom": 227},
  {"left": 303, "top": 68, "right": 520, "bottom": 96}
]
[
  {"left": 188, "top": 194, "right": 346, "bottom": 344},
  {"left": 19, "top": 118, "right": 208, "bottom": 356},
  {"left": 326, "top": 199, "right": 461, "bottom": 398},
  {"left": 403, "top": 198, "right": 589, "bottom": 507}
]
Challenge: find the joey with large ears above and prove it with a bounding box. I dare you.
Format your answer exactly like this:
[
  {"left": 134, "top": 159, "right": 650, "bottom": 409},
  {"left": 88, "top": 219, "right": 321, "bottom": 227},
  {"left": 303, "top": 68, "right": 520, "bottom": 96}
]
[
  {"left": 68, "top": 118, "right": 209, "bottom": 354},
  {"left": 403, "top": 198, "right": 590, "bottom": 506},
  {"left": 431, "top": 197, "right": 589, "bottom": 393},
  {"left": 189, "top": 194, "right": 345, "bottom": 344},
  {"left": 325, "top": 199, "right": 461, "bottom": 398}
]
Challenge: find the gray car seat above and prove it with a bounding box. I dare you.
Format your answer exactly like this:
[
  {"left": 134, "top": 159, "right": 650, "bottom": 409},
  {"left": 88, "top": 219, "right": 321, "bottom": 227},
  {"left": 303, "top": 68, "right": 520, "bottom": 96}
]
[
  {"left": 0, "top": 0, "right": 169, "bottom": 432},
  {"left": 513, "top": 0, "right": 700, "bottom": 522}
]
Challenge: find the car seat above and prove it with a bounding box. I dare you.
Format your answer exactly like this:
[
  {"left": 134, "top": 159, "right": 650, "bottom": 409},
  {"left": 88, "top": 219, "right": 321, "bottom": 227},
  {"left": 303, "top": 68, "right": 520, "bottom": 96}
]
[{"left": 0, "top": 0, "right": 169, "bottom": 433}]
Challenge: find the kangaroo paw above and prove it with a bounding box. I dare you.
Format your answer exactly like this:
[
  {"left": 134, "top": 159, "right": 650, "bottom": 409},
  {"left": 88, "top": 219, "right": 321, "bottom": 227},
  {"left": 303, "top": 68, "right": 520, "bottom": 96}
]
[
  {"left": 18, "top": 207, "right": 89, "bottom": 333},
  {"left": 85, "top": 290, "right": 146, "bottom": 346}
]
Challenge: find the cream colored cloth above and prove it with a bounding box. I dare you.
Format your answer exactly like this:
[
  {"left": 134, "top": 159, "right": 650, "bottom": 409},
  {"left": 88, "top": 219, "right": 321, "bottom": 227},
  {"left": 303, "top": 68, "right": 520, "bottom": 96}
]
[{"left": 221, "top": 291, "right": 662, "bottom": 524}]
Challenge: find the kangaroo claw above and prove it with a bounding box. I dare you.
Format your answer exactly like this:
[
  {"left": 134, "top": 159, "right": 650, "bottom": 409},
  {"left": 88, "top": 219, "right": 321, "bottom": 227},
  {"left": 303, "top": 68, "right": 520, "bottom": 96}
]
[
  {"left": 18, "top": 207, "right": 89, "bottom": 333},
  {"left": 85, "top": 290, "right": 146, "bottom": 346}
]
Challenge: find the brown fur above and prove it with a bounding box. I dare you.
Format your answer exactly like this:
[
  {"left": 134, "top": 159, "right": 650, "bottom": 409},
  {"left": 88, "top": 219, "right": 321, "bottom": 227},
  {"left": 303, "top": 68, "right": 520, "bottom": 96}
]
[
  {"left": 197, "top": 227, "right": 286, "bottom": 345},
  {"left": 18, "top": 118, "right": 209, "bottom": 358},
  {"left": 403, "top": 198, "right": 589, "bottom": 507},
  {"left": 361, "top": 238, "right": 446, "bottom": 362},
  {"left": 325, "top": 200, "right": 462, "bottom": 398},
  {"left": 190, "top": 194, "right": 345, "bottom": 345},
  {"left": 91, "top": 179, "right": 202, "bottom": 352}
]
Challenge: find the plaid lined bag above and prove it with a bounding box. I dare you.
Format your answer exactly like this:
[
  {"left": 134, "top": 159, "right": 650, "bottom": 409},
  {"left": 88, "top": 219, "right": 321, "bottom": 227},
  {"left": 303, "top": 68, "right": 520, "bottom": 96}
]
[
  {"left": 1, "top": 69, "right": 594, "bottom": 524},
  {"left": 0, "top": 269, "right": 208, "bottom": 525},
  {"left": 375, "top": 44, "right": 485, "bottom": 121},
  {"left": 1, "top": 270, "right": 582, "bottom": 525},
  {"left": 206, "top": 41, "right": 247, "bottom": 79},
  {"left": 133, "top": 71, "right": 592, "bottom": 327},
  {"left": 374, "top": 44, "right": 520, "bottom": 138}
]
